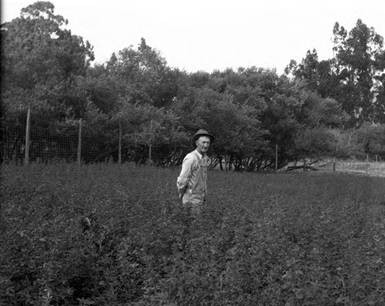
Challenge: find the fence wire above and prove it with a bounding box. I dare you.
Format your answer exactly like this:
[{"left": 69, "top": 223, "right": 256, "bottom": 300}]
[
  {"left": 0, "top": 124, "right": 182, "bottom": 165},
  {"left": 1, "top": 123, "right": 384, "bottom": 171}
]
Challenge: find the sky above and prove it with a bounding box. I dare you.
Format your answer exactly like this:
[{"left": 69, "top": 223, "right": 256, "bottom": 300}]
[{"left": 2, "top": 0, "right": 385, "bottom": 75}]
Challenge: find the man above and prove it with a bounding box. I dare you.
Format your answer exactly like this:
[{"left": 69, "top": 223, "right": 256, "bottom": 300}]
[{"left": 176, "top": 129, "right": 214, "bottom": 214}]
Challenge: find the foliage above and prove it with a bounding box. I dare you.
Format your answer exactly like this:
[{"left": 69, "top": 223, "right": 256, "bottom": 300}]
[
  {"left": 105, "top": 38, "right": 178, "bottom": 108},
  {"left": 294, "top": 127, "right": 335, "bottom": 160},
  {"left": 1, "top": 164, "right": 385, "bottom": 305},
  {"left": 287, "top": 19, "right": 385, "bottom": 126},
  {"left": 2, "top": 2, "right": 385, "bottom": 168},
  {"left": 327, "top": 124, "right": 385, "bottom": 159},
  {"left": 354, "top": 123, "right": 385, "bottom": 159},
  {"left": 333, "top": 19, "right": 385, "bottom": 124},
  {"left": 1, "top": 1, "right": 94, "bottom": 121}
]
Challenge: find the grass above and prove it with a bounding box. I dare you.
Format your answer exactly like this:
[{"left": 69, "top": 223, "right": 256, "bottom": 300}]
[{"left": 1, "top": 163, "right": 385, "bottom": 305}]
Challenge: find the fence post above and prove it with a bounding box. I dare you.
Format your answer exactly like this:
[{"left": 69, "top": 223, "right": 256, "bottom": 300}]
[
  {"left": 2, "top": 127, "right": 7, "bottom": 163},
  {"left": 275, "top": 144, "right": 278, "bottom": 171},
  {"left": 148, "top": 119, "right": 153, "bottom": 165},
  {"left": 77, "top": 118, "right": 82, "bottom": 166},
  {"left": 24, "top": 105, "right": 31, "bottom": 165},
  {"left": 118, "top": 121, "right": 122, "bottom": 164},
  {"left": 148, "top": 143, "right": 152, "bottom": 164},
  {"left": 333, "top": 141, "right": 337, "bottom": 172}
]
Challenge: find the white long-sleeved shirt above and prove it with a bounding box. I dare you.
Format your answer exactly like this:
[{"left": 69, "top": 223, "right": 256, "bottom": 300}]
[{"left": 176, "top": 150, "right": 208, "bottom": 204}]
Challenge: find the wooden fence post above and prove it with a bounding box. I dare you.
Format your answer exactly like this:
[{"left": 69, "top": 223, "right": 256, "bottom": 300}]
[
  {"left": 333, "top": 141, "right": 337, "bottom": 172},
  {"left": 275, "top": 144, "right": 278, "bottom": 171},
  {"left": 118, "top": 121, "right": 122, "bottom": 164},
  {"left": 148, "top": 143, "right": 152, "bottom": 165},
  {"left": 77, "top": 118, "right": 82, "bottom": 166},
  {"left": 148, "top": 119, "right": 153, "bottom": 165},
  {"left": 24, "top": 105, "right": 31, "bottom": 165},
  {"left": 2, "top": 127, "right": 7, "bottom": 163}
]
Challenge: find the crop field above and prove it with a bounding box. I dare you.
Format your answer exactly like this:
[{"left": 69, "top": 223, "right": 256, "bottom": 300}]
[{"left": 1, "top": 163, "right": 385, "bottom": 305}]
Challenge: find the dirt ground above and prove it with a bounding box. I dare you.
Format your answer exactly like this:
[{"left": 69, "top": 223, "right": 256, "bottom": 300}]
[{"left": 286, "top": 160, "right": 385, "bottom": 178}]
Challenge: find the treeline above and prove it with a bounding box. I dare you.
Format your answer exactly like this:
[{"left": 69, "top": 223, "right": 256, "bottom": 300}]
[{"left": 2, "top": 2, "right": 385, "bottom": 169}]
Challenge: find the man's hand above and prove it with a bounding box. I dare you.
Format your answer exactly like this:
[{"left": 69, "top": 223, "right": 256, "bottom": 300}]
[{"left": 178, "top": 185, "right": 187, "bottom": 200}]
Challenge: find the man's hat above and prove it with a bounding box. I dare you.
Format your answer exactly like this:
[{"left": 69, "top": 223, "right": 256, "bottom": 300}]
[{"left": 193, "top": 129, "right": 214, "bottom": 142}]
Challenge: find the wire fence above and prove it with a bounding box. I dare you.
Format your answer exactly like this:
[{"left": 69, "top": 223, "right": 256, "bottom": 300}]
[
  {"left": 2, "top": 126, "right": 87, "bottom": 164},
  {"left": 1, "top": 113, "right": 384, "bottom": 174},
  {"left": 1, "top": 124, "right": 150, "bottom": 165},
  {"left": 0, "top": 119, "right": 187, "bottom": 166}
]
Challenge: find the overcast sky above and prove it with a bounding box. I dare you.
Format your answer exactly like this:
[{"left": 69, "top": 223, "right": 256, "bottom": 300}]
[{"left": 2, "top": 0, "right": 385, "bottom": 74}]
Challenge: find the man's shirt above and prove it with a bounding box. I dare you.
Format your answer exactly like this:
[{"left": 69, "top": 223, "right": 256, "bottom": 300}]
[{"left": 176, "top": 149, "right": 209, "bottom": 204}]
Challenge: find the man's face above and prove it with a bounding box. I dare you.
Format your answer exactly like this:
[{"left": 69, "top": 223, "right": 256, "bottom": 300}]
[{"left": 196, "top": 136, "right": 211, "bottom": 154}]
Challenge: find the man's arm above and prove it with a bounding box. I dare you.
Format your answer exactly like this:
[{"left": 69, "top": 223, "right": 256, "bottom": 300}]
[{"left": 176, "top": 155, "right": 194, "bottom": 198}]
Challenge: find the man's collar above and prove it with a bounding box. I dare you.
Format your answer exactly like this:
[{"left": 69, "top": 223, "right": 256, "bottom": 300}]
[{"left": 194, "top": 149, "right": 203, "bottom": 159}]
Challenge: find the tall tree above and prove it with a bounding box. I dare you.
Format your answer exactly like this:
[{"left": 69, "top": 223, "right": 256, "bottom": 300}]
[
  {"left": 333, "top": 19, "right": 385, "bottom": 125},
  {"left": 1, "top": 1, "right": 94, "bottom": 124},
  {"left": 285, "top": 50, "right": 340, "bottom": 101},
  {"left": 106, "top": 38, "right": 178, "bottom": 107}
]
